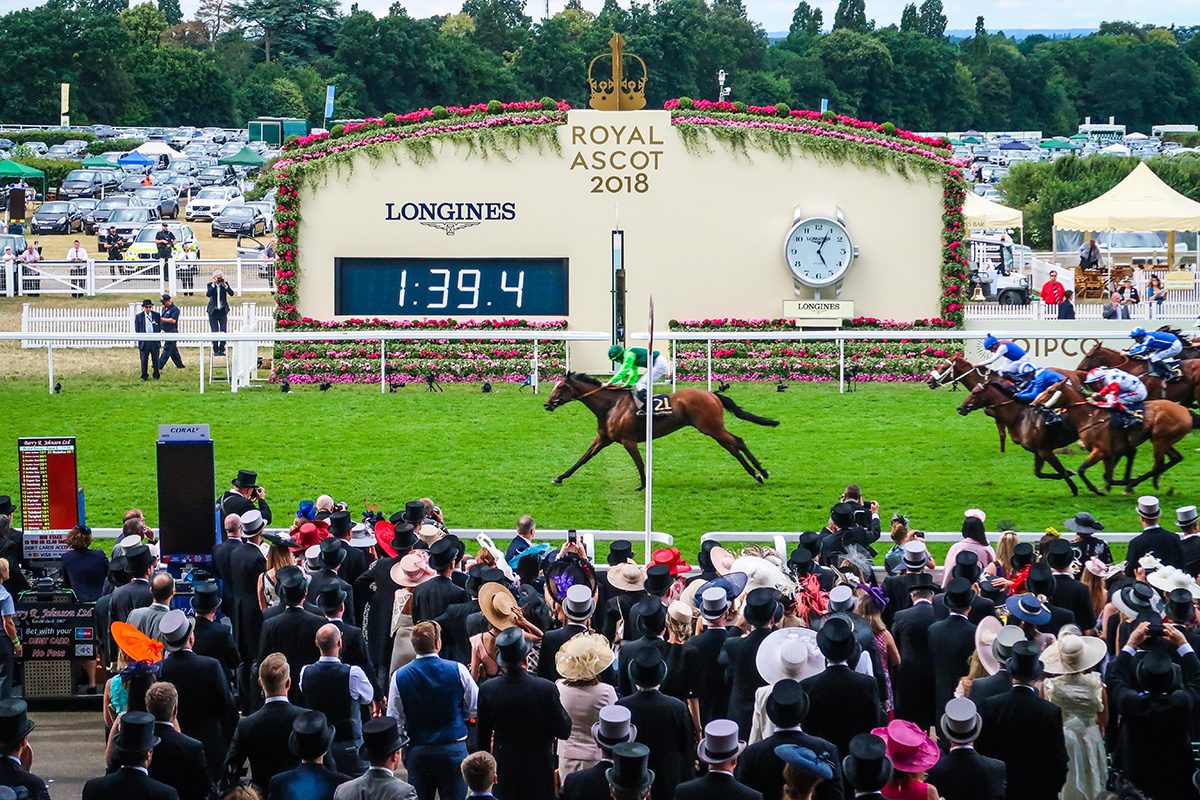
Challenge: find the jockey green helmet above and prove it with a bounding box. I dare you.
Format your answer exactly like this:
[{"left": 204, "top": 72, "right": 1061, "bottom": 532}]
[{"left": 607, "top": 345, "right": 625, "bottom": 361}]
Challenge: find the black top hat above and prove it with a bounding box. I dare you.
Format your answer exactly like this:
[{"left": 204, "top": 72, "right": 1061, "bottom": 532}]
[
  {"left": 1137, "top": 648, "right": 1180, "bottom": 694},
  {"left": 390, "top": 523, "right": 418, "bottom": 553},
  {"left": 743, "top": 587, "right": 781, "bottom": 626},
  {"left": 1011, "top": 542, "right": 1035, "bottom": 569},
  {"left": 316, "top": 584, "right": 347, "bottom": 614},
  {"left": 644, "top": 564, "right": 673, "bottom": 596},
  {"left": 115, "top": 711, "right": 160, "bottom": 753},
  {"left": 190, "top": 580, "right": 221, "bottom": 613},
  {"left": 1026, "top": 562, "right": 1054, "bottom": 596},
  {"left": 1166, "top": 588, "right": 1196, "bottom": 624},
  {"left": 608, "top": 540, "right": 634, "bottom": 566},
  {"left": 816, "top": 616, "right": 859, "bottom": 664},
  {"left": 444, "top": 534, "right": 466, "bottom": 563},
  {"left": 1064, "top": 512, "right": 1104, "bottom": 535},
  {"left": 428, "top": 539, "right": 456, "bottom": 570},
  {"left": 478, "top": 566, "right": 507, "bottom": 588},
  {"left": 607, "top": 742, "right": 654, "bottom": 792},
  {"left": 1045, "top": 537, "right": 1074, "bottom": 569},
  {"left": 495, "top": 626, "right": 530, "bottom": 668},
  {"left": 402, "top": 501, "right": 426, "bottom": 526},
  {"left": 788, "top": 547, "right": 815, "bottom": 574},
  {"left": 906, "top": 572, "right": 936, "bottom": 593},
  {"left": 125, "top": 544, "right": 154, "bottom": 574},
  {"left": 0, "top": 497, "right": 13, "bottom": 517},
  {"left": 830, "top": 503, "right": 856, "bottom": 528},
  {"left": 1007, "top": 640, "right": 1045, "bottom": 682},
  {"left": 108, "top": 555, "right": 130, "bottom": 577},
  {"left": 328, "top": 510, "right": 352, "bottom": 537},
  {"left": 289, "top": 711, "right": 334, "bottom": 760},
  {"left": 232, "top": 469, "right": 259, "bottom": 489},
  {"left": 278, "top": 567, "right": 308, "bottom": 604},
  {"left": 943, "top": 577, "right": 976, "bottom": 612},
  {"left": 633, "top": 598, "right": 666, "bottom": 634},
  {"left": 798, "top": 531, "right": 820, "bottom": 549},
  {"left": 318, "top": 537, "right": 346, "bottom": 567},
  {"left": 952, "top": 551, "right": 982, "bottom": 583},
  {"left": 842, "top": 733, "right": 893, "bottom": 792},
  {"left": 0, "top": 700, "right": 34, "bottom": 749},
  {"left": 766, "top": 679, "right": 810, "bottom": 728},
  {"left": 628, "top": 647, "right": 668, "bottom": 689},
  {"left": 360, "top": 717, "right": 405, "bottom": 761}
]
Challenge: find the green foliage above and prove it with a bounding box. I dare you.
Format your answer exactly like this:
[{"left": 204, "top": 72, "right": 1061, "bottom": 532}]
[
  {"left": 329, "top": 123, "right": 344, "bottom": 137},
  {"left": 899, "top": 4, "right": 919, "bottom": 33},
  {"left": 85, "top": 138, "right": 143, "bottom": 155},
  {"left": 833, "top": 0, "right": 870, "bottom": 33},
  {"left": 539, "top": 96, "right": 557, "bottom": 109},
  {"left": 158, "top": 0, "right": 183, "bottom": 25},
  {"left": 881, "top": 121, "right": 896, "bottom": 134},
  {"left": 22, "top": 158, "right": 84, "bottom": 191},
  {"left": 7, "top": 131, "right": 96, "bottom": 146},
  {"left": 678, "top": 96, "right": 694, "bottom": 109},
  {"left": 120, "top": 3, "right": 170, "bottom": 47},
  {"left": 431, "top": 106, "right": 448, "bottom": 120},
  {"left": 383, "top": 112, "right": 397, "bottom": 125},
  {"left": 487, "top": 99, "right": 503, "bottom": 113}
]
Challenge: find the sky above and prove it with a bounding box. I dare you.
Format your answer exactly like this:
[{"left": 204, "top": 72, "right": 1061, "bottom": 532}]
[{"left": 0, "top": 0, "right": 1195, "bottom": 32}]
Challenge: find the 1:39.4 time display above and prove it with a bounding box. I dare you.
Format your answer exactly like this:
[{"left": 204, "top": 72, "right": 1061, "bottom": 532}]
[{"left": 398, "top": 267, "right": 525, "bottom": 310}]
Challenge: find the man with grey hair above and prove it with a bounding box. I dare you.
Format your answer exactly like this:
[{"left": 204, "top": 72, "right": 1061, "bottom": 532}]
[
  {"left": 315, "top": 495, "right": 336, "bottom": 520},
  {"left": 127, "top": 573, "right": 175, "bottom": 642},
  {"left": 505, "top": 515, "right": 536, "bottom": 562},
  {"left": 299, "top": 623, "right": 374, "bottom": 777}
]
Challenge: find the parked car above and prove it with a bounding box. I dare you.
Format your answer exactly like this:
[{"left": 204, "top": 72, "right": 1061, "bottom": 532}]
[
  {"left": 72, "top": 197, "right": 99, "bottom": 220},
  {"left": 0, "top": 233, "right": 28, "bottom": 259},
  {"left": 59, "top": 170, "right": 105, "bottom": 200},
  {"left": 30, "top": 201, "right": 84, "bottom": 234},
  {"left": 131, "top": 186, "right": 180, "bottom": 219},
  {"left": 245, "top": 201, "right": 275, "bottom": 232},
  {"left": 0, "top": 139, "right": 13, "bottom": 152},
  {"left": 86, "top": 195, "right": 138, "bottom": 235},
  {"left": 92, "top": 124, "right": 117, "bottom": 139},
  {"left": 165, "top": 174, "right": 200, "bottom": 195},
  {"left": 63, "top": 139, "right": 89, "bottom": 156},
  {"left": 117, "top": 175, "right": 149, "bottom": 192},
  {"left": 25, "top": 142, "right": 47, "bottom": 156},
  {"left": 212, "top": 204, "right": 267, "bottom": 238},
  {"left": 124, "top": 222, "right": 199, "bottom": 260},
  {"left": 237, "top": 235, "right": 275, "bottom": 280},
  {"left": 105, "top": 206, "right": 162, "bottom": 243},
  {"left": 197, "top": 165, "right": 237, "bottom": 187},
  {"left": 186, "top": 186, "right": 243, "bottom": 221}
]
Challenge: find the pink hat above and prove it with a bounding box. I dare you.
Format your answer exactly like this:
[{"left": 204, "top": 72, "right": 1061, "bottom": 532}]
[
  {"left": 871, "top": 719, "right": 940, "bottom": 773},
  {"left": 391, "top": 552, "right": 436, "bottom": 588}
]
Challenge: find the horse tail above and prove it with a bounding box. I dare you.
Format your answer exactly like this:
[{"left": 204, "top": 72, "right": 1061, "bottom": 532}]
[{"left": 717, "top": 393, "right": 780, "bottom": 427}]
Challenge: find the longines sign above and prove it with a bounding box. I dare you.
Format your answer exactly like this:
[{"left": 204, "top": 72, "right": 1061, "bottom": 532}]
[{"left": 385, "top": 202, "right": 517, "bottom": 235}]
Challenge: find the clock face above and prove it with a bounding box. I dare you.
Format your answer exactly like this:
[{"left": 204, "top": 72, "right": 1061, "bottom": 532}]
[{"left": 784, "top": 217, "right": 856, "bottom": 288}]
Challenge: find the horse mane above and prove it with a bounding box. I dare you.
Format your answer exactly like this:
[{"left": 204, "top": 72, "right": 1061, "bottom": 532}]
[
  {"left": 567, "top": 371, "right": 602, "bottom": 387},
  {"left": 987, "top": 378, "right": 1016, "bottom": 397}
]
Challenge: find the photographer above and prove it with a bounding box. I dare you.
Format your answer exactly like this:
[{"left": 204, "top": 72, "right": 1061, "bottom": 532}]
[
  {"left": 218, "top": 469, "right": 272, "bottom": 525},
  {"left": 206, "top": 269, "right": 233, "bottom": 356}
]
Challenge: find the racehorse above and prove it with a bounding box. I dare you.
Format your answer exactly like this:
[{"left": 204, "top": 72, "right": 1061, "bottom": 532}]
[
  {"left": 1033, "top": 380, "right": 1199, "bottom": 494},
  {"left": 1076, "top": 343, "right": 1200, "bottom": 406},
  {"left": 956, "top": 379, "right": 1084, "bottom": 495},
  {"left": 543, "top": 372, "right": 779, "bottom": 489}
]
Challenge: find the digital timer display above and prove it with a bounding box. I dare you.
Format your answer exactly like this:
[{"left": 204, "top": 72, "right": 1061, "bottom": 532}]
[{"left": 335, "top": 258, "right": 570, "bottom": 316}]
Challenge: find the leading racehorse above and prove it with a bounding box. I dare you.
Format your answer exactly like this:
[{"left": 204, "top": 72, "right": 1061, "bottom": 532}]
[
  {"left": 543, "top": 372, "right": 779, "bottom": 489},
  {"left": 1076, "top": 343, "right": 1200, "bottom": 405}
]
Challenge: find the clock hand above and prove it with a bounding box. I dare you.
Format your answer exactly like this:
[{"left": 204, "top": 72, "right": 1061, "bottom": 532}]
[{"left": 817, "top": 247, "right": 827, "bottom": 267}]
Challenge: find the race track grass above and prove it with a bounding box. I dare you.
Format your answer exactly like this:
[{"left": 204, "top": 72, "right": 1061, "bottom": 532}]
[{"left": 4, "top": 377, "right": 1196, "bottom": 556}]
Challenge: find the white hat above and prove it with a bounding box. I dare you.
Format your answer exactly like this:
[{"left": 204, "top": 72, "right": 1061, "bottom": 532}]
[
  {"left": 732, "top": 556, "right": 796, "bottom": 597},
  {"left": 1137, "top": 495, "right": 1161, "bottom": 519},
  {"left": 964, "top": 508, "right": 987, "bottom": 522},
  {"left": 697, "top": 719, "right": 745, "bottom": 765},
  {"left": 828, "top": 585, "right": 854, "bottom": 613},
  {"left": 1178, "top": 506, "right": 1199, "bottom": 527},
  {"left": 1041, "top": 634, "right": 1106, "bottom": 675},
  {"left": 240, "top": 509, "right": 265, "bottom": 535},
  {"left": 1148, "top": 565, "right": 1200, "bottom": 599},
  {"left": 118, "top": 534, "right": 142, "bottom": 551},
  {"left": 755, "top": 627, "right": 825, "bottom": 684}
]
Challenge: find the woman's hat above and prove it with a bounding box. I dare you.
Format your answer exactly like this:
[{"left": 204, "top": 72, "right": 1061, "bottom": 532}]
[
  {"left": 940, "top": 698, "right": 982, "bottom": 744},
  {"left": 1113, "top": 582, "right": 1165, "bottom": 620},
  {"left": 1041, "top": 634, "right": 1106, "bottom": 675},
  {"left": 479, "top": 582, "right": 521, "bottom": 631},
  {"left": 842, "top": 733, "right": 893, "bottom": 792},
  {"left": 494, "top": 626, "right": 531, "bottom": 667},
  {"left": 289, "top": 711, "right": 334, "bottom": 760},
  {"left": 734, "top": 556, "right": 796, "bottom": 597},
  {"left": 475, "top": 534, "right": 516, "bottom": 583},
  {"left": 390, "top": 552, "right": 436, "bottom": 588},
  {"left": 359, "top": 717, "right": 405, "bottom": 761},
  {"left": 756, "top": 628, "right": 826, "bottom": 684},
  {"left": 606, "top": 561, "right": 647, "bottom": 592},
  {"left": 871, "top": 719, "right": 940, "bottom": 773},
  {"left": 709, "top": 546, "right": 736, "bottom": 576},
  {"left": 666, "top": 601, "right": 694, "bottom": 630},
  {"left": 1166, "top": 588, "right": 1196, "bottom": 624},
  {"left": 974, "top": 616, "right": 1003, "bottom": 675},
  {"left": 774, "top": 745, "right": 835, "bottom": 781},
  {"left": 349, "top": 523, "right": 377, "bottom": 549},
  {"left": 651, "top": 548, "right": 691, "bottom": 576},
  {"left": 111, "top": 621, "right": 164, "bottom": 663},
  {"left": 1064, "top": 512, "right": 1104, "bottom": 535},
  {"left": 114, "top": 711, "right": 160, "bottom": 753},
  {"left": 1084, "top": 557, "right": 1109, "bottom": 578},
  {"left": 607, "top": 742, "right": 654, "bottom": 792},
  {"left": 692, "top": 573, "right": 750, "bottom": 608},
  {"left": 556, "top": 632, "right": 615, "bottom": 682},
  {"left": 592, "top": 705, "right": 637, "bottom": 748},
  {"left": 264, "top": 532, "right": 303, "bottom": 553},
  {"left": 1005, "top": 593, "right": 1052, "bottom": 626},
  {"left": 1147, "top": 564, "right": 1200, "bottom": 599},
  {"left": 293, "top": 522, "right": 327, "bottom": 551},
  {"left": 1006, "top": 640, "right": 1045, "bottom": 682},
  {"left": 697, "top": 719, "right": 746, "bottom": 764},
  {"left": 0, "top": 701, "right": 35, "bottom": 750},
  {"left": 418, "top": 523, "right": 447, "bottom": 549}
]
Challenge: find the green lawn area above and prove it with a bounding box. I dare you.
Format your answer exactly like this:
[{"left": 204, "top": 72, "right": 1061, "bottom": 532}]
[{"left": 2, "top": 378, "right": 1195, "bottom": 557}]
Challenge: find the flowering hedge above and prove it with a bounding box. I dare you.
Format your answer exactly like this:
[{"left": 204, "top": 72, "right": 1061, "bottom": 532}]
[{"left": 667, "top": 318, "right": 962, "bottom": 382}]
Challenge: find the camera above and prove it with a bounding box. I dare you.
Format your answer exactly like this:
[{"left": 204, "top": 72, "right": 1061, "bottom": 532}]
[{"left": 568, "top": 529, "right": 577, "bottom": 544}]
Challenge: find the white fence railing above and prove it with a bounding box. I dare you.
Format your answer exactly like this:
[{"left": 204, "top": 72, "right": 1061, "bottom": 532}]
[
  {"left": 2, "top": 258, "right": 274, "bottom": 298},
  {"left": 966, "top": 300, "right": 1200, "bottom": 321},
  {"left": 20, "top": 302, "right": 274, "bottom": 349}
]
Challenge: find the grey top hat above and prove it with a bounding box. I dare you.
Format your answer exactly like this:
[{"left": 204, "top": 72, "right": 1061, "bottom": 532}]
[
  {"left": 1138, "top": 495, "right": 1161, "bottom": 519},
  {"left": 700, "top": 586, "right": 730, "bottom": 619},
  {"left": 1178, "top": 506, "right": 1199, "bottom": 527},
  {"left": 160, "top": 609, "right": 194, "bottom": 651},
  {"left": 697, "top": 719, "right": 746, "bottom": 764},
  {"left": 240, "top": 509, "right": 265, "bottom": 535},
  {"left": 564, "top": 584, "right": 595, "bottom": 621},
  {"left": 901, "top": 540, "right": 927, "bottom": 568},
  {"left": 592, "top": 704, "right": 637, "bottom": 748},
  {"left": 940, "top": 697, "right": 982, "bottom": 744},
  {"left": 828, "top": 585, "right": 854, "bottom": 613}
]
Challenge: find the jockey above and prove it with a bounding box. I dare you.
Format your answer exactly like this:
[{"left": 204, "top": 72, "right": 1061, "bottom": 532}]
[
  {"left": 1084, "top": 367, "right": 1147, "bottom": 428},
  {"left": 606, "top": 345, "right": 673, "bottom": 415},
  {"left": 1014, "top": 367, "right": 1068, "bottom": 404},
  {"left": 975, "top": 334, "right": 1036, "bottom": 382},
  {"left": 1127, "top": 327, "right": 1183, "bottom": 380}
]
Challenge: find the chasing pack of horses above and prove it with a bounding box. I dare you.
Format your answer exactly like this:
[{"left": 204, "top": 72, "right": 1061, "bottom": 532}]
[{"left": 930, "top": 337, "right": 1200, "bottom": 496}]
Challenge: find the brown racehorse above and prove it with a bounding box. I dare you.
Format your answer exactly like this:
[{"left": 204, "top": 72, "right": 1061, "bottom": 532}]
[
  {"left": 543, "top": 372, "right": 779, "bottom": 489},
  {"left": 1076, "top": 343, "right": 1200, "bottom": 405},
  {"left": 1033, "top": 380, "right": 1199, "bottom": 494},
  {"left": 957, "top": 379, "right": 1084, "bottom": 495}
]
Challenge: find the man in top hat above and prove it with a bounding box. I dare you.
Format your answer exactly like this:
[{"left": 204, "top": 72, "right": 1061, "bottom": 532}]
[
  {"left": 618, "top": 599, "right": 671, "bottom": 697},
  {"left": 538, "top": 584, "right": 601, "bottom": 682},
  {"left": 931, "top": 551, "right": 994, "bottom": 625},
  {"left": 1178, "top": 505, "right": 1200, "bottom": 577},
  {"left": 880, "top": 541, "right": 932, "bottom": 627},
  {"left": 267, "top": 711, "right": 351, "bottom": 800},
  {"left": 736, "top": 680, "right": 842, "bottom": 800},
  {"left": 623, "top": 564, "right": 673, "bottom": 642},
  {"left": 140, "top": 682, "right": 211, "bottom": 800},
  {"left": 0, "top": 699, "right": 48, "bottom": 800},
  {"left": 96, "top": 556, "right": 130, "bottom": 670},
  {"left": 561, "top": 706, "right": 637, "bottom": 800},
  {"left": 926, "top": 698, "right": 1005, "bottom": 800},
  {"left": 969, "top": 624, "right": 1024, "bottom": 705},
  {"left": 975, "top": 641, "right": 1068, "bottom": 800},
  {"left": 435, "top": 563, "right": 493, "bottom": 666},
  {"left": 841, "top": 734, "right": 892, "bottom": 800},
  {"left": 317, "top": 585, "right": 380, "bottom": 711},
  {"left": 299, "top": 624, "right": 374, "bottom": 778},
  {"left": 325, "top": 511, "right": 370, "bottom": 625},
  {"left": 259, "top": 569, "right": 326, "bottom": 704},
  {"left": 111, "top": 544, "right": 155, "bottom": 624},
  {"left": 685, "top": 586, "right": 741, "bottom": 726},
  {"left": 219, "top": 469, "right": 272, "bottom": 525},
  {"left": 720, "top": 587, "right": 779, "bottom": 738},
  {"left": 307, "top": 538, "right": 358, "bottom": 625},
  {"left": 134, "top": 298, "right": 162, "bottom": 380},
  {"left": 674, "top": 719, "right": 760, "bottom": 800},
  {"left": 800, "top": 616, "right": 882, "bottom": 794},
  {"left": 84, "top": 711, "right": 178, "bottom": 800},
  {"left": 890, "top": 572, "right": 938, "bottom": 731},
  {"left": 817, "top": 586, "right": 884, "bottom": 696},
  {"left": 476, "top": 626, "right": 571, "bottom": 800},
  {"left": 1023, "top": 564, "right": 1075, "bottom": 636},
  {"left": 819, "top": 503, "right": 878, "bottom": 566},
  {"left": 158, "top": 609, "right": 237, "bottom": 778},
  {"left": 1125, "top": 495, "right": 1183, "bottom": 577},
  {"left": 332, "top": 717, "right": 415, "bottom": 800},
  {"left": 127, "top": 572, "right": 175, "bottom": 642},
  {"left": 355, "top": 522, "right": 416, "bottom": 686},
  {"left": 617, "top": 649, "right": 696, "bottom": 800},
  {"left": 412, "top": 539, "right": 467, "bottom": 624},
  {"left": 189, "top": 580, "right": 239, "bottom": 685},
  {"left": 928, "top": 578, "right": 980, "bottom": 722},
  {"left": 606, "top": 742, "right": 654, "bottom": 800},
  {"left": 1044, "top": 538, "right": 1097, "bottom": 632},
  {"left": 789, "top": 545, "right": 837, "bottom": 593}
]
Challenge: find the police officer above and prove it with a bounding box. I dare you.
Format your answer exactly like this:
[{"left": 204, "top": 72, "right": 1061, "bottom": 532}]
[
  {"left": 104, "top": 227, "right": 125, "bottom": 276},
  {"left": 156, "top": 294, "right": 185, "bottom": 371}
]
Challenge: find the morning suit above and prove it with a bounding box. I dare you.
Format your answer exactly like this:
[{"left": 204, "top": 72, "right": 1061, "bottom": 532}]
[
  {"left": 968, "top": 668, "right": 1012, "bottom": 705},
  {"left": 193, "top": 614, "right": 240, "bottom": 684},
  {"left": 976, "top": 685, "right": 1069, "bottom": 800},
  {"left": 148, "top": 721, "right": 211, "bottom": 800},
  {"left": 206, "top": 279, "right": 233, "bottom": 355},
  {"left": 257, "top": 606, "right": 325, "bottom": 704},
  {"left": 618, "top": 689, "right": 697, "bottom": 800},
  {"left": 1125, "top": 525, "right": 1184, "bottom": 576},
  {"left": 931, "top": 592, "right": 995, "bottom": 625},
  {"left": 306, "top": 569, "right": 356, "bottom": 629},
  {"left": 720, "top": 626, "right": 772, "bottom": 739},
  {"left": 161, "top": 648, "right": 238, "bottom": 778},
  {"left": 928, "top": 613, "right": 978, "bottom": 722},
  {"left": 476, "top": 667, "right": 572, "bottom": 800},
  {"left": 224, "top": 698, "right": 335, "bottom": 792},
  {"left": 268, "top": 762, "right": 350, "bottom": 800},
  {"left": 926, "top": 746, "right": 1006, "bottom": 800},
  {"left": 134, "top": 308, "right": 161, "bottom": 378},
  {"left": 335, "top": 540, "right": 371, "bottom": 627},
  {"left": 674, "top": 771, "right": 761, "bottom": 800},
  {"left": 333, "top": 767, "right": 417, "bottom": 800},
  {"left": 891, "top": 599, "right": 937, "bottom": 731},
  {"left": 560, "top": 759, "right": 612, "bottom": 800},
  {"left": 110, "top": 577, "right": 153, "bottom": 624},
  {"left": 434, "top": 598, "right": 479, "bottom": 666},
  {"left": 684, "top": 625, "right": 739, "bottom": 724},
  {"left": 411, "top": 575, "right": 466, "bottom": 625},
  {"left": 800, "top": 664, "right": 883, "bottom": 781},
  {"left": 0, "top": 758, "right": 50, "bottom": 800},
  {"left": 127, "top": 602, "right": 171, "bottom": 642},
  {"left": 83, "top": 766, "right": 179, "bottom": 800},
  {"left": 1050, "top": 573, "right": 1098, "bottom": 631},
  {"left": 737, "top": 728, "right": 843, "bottom": 800}
]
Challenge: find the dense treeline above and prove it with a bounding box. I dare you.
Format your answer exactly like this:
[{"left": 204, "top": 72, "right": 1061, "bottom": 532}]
[{"left": 1, "top": 0, "right": 1198, "bottom": 133}]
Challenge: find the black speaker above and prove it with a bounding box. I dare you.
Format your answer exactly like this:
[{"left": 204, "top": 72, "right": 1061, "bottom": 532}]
[{"left": 156, "top": 441, "right": 216, "bottom": 556}]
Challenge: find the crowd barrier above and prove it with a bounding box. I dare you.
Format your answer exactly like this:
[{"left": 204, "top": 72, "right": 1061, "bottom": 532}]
[
  {"left": 20, "top": 302, "right": 274, "bottom": 349},
  {"left": 1, "top": 257, "right": 274, "bottom": 298}
]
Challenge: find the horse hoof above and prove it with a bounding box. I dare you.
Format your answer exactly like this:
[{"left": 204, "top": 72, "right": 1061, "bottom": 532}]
[
  {"left": 760, "top": 470, "right": 770, "bottom": 479},
  {"left": 552, "top": 477, "right": 563, "bottom": 485},
  {"left": 754, "top": 475, "right": 764, "bottom": 484}
]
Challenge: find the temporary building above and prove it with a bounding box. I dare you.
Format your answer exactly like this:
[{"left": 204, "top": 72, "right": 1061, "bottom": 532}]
[
  {"left": 218, "top": 147, "right": 267, "bottom": 168},
  {"left": 81, "top": 155, "right": 117, "bottom": 167},
  {"left": 964, "top": 193, "right": 1023, "bottom": 230},
  {"left": 998, "top": 140, "right": 1033, "bottom": 151},
  {"left": 134, "top": 141, "right": 184, "bottom": 161},
  {"left": 1099, "top": 143, "right": 1131, "bottom": 156},
  {"left": 117, "top": 151, "right": 154, "bottom": 168}
]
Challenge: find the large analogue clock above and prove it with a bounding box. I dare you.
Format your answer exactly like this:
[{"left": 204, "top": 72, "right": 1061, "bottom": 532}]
[{"left": 784, "top": 216, "right": 858, "bottom": 288}]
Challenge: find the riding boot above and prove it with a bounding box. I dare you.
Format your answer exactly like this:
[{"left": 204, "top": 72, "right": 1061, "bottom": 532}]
[{"left": 635, "top": 389, "right": 647, "bottom": 415}]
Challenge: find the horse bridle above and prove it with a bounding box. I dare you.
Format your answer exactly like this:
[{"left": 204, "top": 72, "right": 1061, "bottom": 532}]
[{"left": 930, "top": 363, "right": 986, "bottom": 387}]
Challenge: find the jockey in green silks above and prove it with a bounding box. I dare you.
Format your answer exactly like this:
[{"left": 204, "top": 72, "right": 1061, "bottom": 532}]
[{"left": 606, "top": 345, "right": 673, "bottom": 415}]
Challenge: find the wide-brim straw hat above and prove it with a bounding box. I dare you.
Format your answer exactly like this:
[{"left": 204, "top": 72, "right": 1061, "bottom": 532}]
[
  {"left": 607, "top": 560, "right": 647, "bottom": 592},
  {"left": 733, "top": 556, "right": 795, "bottom": 597},
  {"left": 975, "top": 616, "right": 1004, "bottom": 675},
  {"left": 480, "top": 582, "right": 520, "bottom": 631},
  {"left": 709, "top": 546, "right": 736, "bottom": 576},
  {"left": 1148, "top": 564, "right": 1200, "bottom": 599},
  {"left": 1041, "top": 634, "right": 1107, "bottom": 675},
  {"left": 556, "top": 632, "right": 616, "bottom": 682}
]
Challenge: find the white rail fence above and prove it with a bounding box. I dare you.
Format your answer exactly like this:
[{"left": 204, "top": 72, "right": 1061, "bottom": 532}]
[
  {"left": 2, "top": 257, "right": 274, "bottom": 298},
  {"left": 20, "top": 303, "right": 274, "bottom": 349},
  {"left": 966, "top": 300, "right": 1200, "bottom": 321}
]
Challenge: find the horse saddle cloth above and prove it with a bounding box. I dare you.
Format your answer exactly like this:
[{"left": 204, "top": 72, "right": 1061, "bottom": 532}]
[
  {"left": 650, "top": 394, "right": 674, "bottom": 416},
  {"left": 1164, "top": 360, "right": 1183, "bottom": 381},
  {"left": 1112, "top": 409, "right": 1143, "bottom": 429}
]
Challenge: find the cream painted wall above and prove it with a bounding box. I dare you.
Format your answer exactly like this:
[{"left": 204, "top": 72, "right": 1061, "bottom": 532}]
[{"left": 296, "top": 111, "right": 945, "bottom": 369}]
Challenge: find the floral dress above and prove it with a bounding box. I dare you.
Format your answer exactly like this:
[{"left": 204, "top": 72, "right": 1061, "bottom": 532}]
[{"left": 1045, "top": 671, "right": 1107, "bottom": 800}]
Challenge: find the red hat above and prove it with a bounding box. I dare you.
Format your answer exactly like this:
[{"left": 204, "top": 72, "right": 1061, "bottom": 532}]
[
  {"left": 651, "top": 548, "right": 691, "bottom": 576},
  {"left": 374, "top": 520, "right": 397, "bottom": 558},
  {"left": 293, "top": 522, "right": 327, "bottom": 550}
]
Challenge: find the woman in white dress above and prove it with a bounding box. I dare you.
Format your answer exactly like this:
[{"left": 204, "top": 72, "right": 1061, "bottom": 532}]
[
  {"left": 1040, "top": 630, "right": 1108, "bottom": 800},
  {"left": 748, "top": 627, "right": 826, "bottom": 743},
  {"left": 388, "top": 551, "right": 435, "bottom": 674}
]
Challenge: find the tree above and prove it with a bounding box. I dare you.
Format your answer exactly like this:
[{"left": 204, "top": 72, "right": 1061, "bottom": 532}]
[
  {"left": 120, "top": 3, "right": 170, "bottom": 47},
  {"left": 1097, "top": 20, "right": 1146, "bottom": 40},
  {"left": 231, "top": 0, "right": 340, "bottom": 62},
  {"left": 158, "top": 0, "right": 183, "bottom": 25},
  {"left": 813, "top": 28, "right": 892, "bottom": 117},
  {"left": 899, "top": 4, "right": 917, "bottom": 33},
  {"left": 832, "top": 0, "right": 869, "bottom": 34},
  {"left": 461, "top": 0, "right": 530, "bottom": 56},
  {"left": 161, "top": 20, "right": 211, "bottom": 49},
  {"left": 917, "top": 0, "right": 945, "bottom": 38},
  {"left": 195, "top": 0, "right": 234, "bottom": 47},
  {"left": 788, "top": 1, "right": 822, "bottom": 38}
]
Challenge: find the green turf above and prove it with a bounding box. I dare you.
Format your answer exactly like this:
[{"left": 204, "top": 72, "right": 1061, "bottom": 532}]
[{"left": 3, "top": 377, "right": 1196, "bottom": 556}]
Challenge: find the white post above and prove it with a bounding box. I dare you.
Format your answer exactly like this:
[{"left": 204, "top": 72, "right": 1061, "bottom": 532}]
[
  {"left": 564, "top": 337, "right": 570, "bottom": 375},
  {"left": 47, "top": 346, "right": 54, "bottom": 395},
  {"left": 86, "top": 259, "right": 95, "bottom": 297},
  {"left": 706, "top": 339, "right": 712, "bottom": 391},
  {"left": 380, "top": 339, "right": 386, "bottom": 394},
  {"left": 670, "top": 338, "right": 676, "bottom": 393},
  {"left": 644, "top": 297, "right": 655, "bottom": 558},
  {"left": 167, "top": 257, "right": 178, "bottom": 297},
  {"left": 838, "top": 338, "right": 845, "bottom": 394},
  {"left": 236, "top": 258, "right": 244, "bottom": 296},
  {"left": 4, "top": 259, "right": 12, "bottom": 298},
  {"left": 199, "top": 338, "right": 205, "bottom": 394},
  {"left": 533, "top": 338, "right": 540, "bottom": 394}
]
